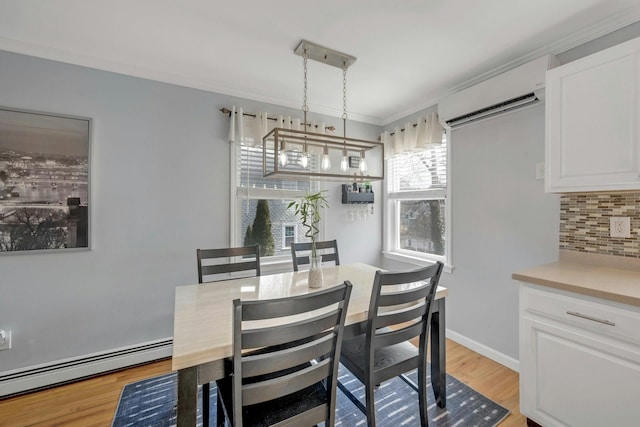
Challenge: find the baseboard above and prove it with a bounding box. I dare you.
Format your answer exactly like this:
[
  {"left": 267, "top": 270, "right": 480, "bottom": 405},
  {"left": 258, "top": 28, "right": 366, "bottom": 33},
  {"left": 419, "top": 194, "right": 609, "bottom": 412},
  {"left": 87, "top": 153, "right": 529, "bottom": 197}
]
[
  {"left": 446, "top": 329, "right": 520, "bottom": 372},
  {"left": 0, "top": 331, "right": 518, "bottom": 397},
  {"left": 0, "top": 338, "right": 172, "bottom": 398}
]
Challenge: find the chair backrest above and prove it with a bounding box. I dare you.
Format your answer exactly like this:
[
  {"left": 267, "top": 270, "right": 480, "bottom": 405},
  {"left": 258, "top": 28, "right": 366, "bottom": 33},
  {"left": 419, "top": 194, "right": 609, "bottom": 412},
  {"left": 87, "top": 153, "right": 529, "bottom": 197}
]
[
  {"left": 366, "top": 262, "right": 444, "bottom": 383},
  {"left": 196, "top": 245, "right": 261, "bottom": 283},
  {"left": 232, "top": 282, "right": 352, "bottom": 426},
  {"left": 290, "top": 239, "right": 340, "bottom": 272}
]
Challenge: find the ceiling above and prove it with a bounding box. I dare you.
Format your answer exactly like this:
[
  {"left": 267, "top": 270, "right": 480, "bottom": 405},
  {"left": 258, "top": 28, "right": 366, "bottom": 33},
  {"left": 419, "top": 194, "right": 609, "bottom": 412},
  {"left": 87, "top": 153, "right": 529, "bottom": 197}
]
[{"left": 0, "top": 0, "right": 639, "bottom": 125}]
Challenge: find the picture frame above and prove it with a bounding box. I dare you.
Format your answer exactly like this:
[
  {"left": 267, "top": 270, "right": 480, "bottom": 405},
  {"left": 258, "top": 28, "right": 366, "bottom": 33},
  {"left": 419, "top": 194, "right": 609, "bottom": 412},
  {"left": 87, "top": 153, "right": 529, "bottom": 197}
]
[{"left": 0, "top": 106, "right": 91, "bottom": 254}]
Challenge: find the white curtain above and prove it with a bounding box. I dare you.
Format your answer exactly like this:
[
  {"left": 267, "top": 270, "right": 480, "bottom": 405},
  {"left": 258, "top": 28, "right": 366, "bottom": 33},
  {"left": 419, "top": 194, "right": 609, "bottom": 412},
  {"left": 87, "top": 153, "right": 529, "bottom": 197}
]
[
  {"left": 228, "top": 105, "right": 319, "bottom": 147},
  {"left": 380, "top": 112, "right": 443, "bottom": 159}
]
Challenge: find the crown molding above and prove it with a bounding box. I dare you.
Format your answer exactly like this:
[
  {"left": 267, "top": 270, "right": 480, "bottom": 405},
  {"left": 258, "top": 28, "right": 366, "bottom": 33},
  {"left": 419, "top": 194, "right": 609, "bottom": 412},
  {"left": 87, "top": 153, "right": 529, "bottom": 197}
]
[
  {"left": 383, "top": 5, "right": 640, "bottom": 126},
  {"left": 547, "top": 4, "right": 640, "bottom": 54},
  {"left": 0, "top": 35, "right": 384, "bottom": 126}
]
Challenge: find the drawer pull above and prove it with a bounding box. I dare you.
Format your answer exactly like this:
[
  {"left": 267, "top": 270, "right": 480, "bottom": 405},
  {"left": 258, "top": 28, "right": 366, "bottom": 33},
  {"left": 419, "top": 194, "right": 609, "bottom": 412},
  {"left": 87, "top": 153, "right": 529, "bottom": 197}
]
[{"left": 566, "top": 311, "right": 615, "bottom": 326}]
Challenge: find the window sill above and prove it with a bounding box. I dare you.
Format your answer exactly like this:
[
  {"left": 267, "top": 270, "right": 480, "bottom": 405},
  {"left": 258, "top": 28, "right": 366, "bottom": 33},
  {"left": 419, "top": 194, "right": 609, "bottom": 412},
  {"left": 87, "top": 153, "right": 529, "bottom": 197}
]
[{"left": 382, "top": 251, "right": 453, "bottom": 274}]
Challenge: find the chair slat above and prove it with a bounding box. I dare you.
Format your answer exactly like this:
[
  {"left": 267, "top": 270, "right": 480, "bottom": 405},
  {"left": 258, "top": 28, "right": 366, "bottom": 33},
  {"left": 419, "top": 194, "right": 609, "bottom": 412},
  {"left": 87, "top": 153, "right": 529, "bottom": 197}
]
[
  {"left": 375, "top": 302, "right": 428, "bottom": 329},
  {"left": 379, "top": 283, "right": 433, "bottom": 307},
  {"left": 290, "top": 239, "right": 340, "bottom": 271},
  {"left": 201, "top": 261, "right": 259, "bottom": 277},
  {"left": 242, "top": 350, "right": 332, "bottom": 406},
  {"left": 199, "top": 246, "right": 259, "bottom": 258},
  {"left": 242, "top": 333, "right": 334, "bottom": 378},
  {"left": 242, "top": 285, "right": 347, "bottom": 320},
  {"left": 376, "top": 262, "right": 441, "bottom": 286},
  {"left": 242, "top": 310, "right": 340, "bottom": 349},
  {"left": 374, "top": 321, "right": 425, "bottom": 349}
]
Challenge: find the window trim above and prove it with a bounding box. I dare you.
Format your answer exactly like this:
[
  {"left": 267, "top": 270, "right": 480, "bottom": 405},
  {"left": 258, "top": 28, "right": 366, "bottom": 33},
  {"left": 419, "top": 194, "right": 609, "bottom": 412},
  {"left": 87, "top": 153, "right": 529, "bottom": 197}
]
[{"left": 383, "top": 130, "right": 452, "bottom": 271}]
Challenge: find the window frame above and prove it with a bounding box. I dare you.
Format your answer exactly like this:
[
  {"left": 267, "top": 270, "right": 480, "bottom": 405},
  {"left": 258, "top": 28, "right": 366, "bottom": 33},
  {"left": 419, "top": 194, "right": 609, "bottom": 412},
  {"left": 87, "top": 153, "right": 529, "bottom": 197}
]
[
  {"left": 383, "top": 131, "right": 452, "bottom": 271},
  {"left": 282, "top": 223, "right": 297, "bottom": 249}
]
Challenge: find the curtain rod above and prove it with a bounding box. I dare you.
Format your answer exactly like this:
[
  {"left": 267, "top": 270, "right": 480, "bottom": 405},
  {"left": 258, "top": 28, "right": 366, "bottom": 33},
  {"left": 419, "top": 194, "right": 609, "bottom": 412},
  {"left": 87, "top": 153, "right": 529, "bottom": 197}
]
[
  {"left": 389, "top": 123, "right": 416, "bottom": 136},
  {"left": 388, "top": 114, "right": 442, "bottom": 136},
  {"left": 219, "top": 107, "right": 335, "bottom": 132}
]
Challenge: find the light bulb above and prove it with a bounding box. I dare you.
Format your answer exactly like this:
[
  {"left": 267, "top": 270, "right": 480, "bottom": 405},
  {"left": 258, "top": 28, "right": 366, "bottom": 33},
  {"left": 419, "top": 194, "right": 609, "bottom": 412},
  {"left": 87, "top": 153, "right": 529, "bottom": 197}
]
[
  {"left": 278, "top": 150, "right": 288, "bottom": 166},
  {"left": 321, "top": 146, "right": 331, "bottom": 171},
  {"left": 321, "top": 154, "right": 331, "bottom": 170},
  {"left": 299, "top": 152, "right": 309, "bottom": 168},
  {"left": 278, "top": 141, "right": 288, "bottom": 166},
  {"left": 340, "top": 148, "right": 349, "bottom": 171},
  {"left": 359, "top": 151, "right": 367, "bottom": 173}
]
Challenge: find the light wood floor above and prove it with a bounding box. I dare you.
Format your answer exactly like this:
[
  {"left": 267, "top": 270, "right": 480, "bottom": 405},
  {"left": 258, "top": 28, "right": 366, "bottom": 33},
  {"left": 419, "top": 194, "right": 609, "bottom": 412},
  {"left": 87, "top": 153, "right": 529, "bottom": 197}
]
[{"left": 0, "top": 339, "right": 525, "bottom": 426}]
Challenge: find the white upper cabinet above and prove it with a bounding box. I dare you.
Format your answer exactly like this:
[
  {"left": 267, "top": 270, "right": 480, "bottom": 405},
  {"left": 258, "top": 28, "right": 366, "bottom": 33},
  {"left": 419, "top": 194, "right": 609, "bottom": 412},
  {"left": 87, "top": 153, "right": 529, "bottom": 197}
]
[{"left": 546, "top": 37, "right": 640, "bottom": 192}]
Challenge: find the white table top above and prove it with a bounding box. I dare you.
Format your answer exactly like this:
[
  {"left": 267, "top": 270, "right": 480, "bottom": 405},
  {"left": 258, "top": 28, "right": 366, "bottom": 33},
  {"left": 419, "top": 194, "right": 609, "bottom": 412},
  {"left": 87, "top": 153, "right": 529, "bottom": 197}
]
[{"left": 172, "top": 263, "right": 448, "bottom": 371}]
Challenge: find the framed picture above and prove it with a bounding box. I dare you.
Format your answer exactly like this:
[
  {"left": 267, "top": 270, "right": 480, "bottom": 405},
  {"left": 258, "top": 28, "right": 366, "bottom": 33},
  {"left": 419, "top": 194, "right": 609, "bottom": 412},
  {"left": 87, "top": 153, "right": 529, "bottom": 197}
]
[{"left": 0, "top": 106, "right": 91, "bottom": 253}]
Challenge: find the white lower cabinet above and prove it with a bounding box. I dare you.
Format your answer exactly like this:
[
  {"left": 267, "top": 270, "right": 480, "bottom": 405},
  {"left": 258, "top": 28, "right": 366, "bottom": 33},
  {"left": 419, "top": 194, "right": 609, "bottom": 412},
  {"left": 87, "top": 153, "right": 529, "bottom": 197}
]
[{"left": 519, "top": 283, "right": 640, "bottom": 427}]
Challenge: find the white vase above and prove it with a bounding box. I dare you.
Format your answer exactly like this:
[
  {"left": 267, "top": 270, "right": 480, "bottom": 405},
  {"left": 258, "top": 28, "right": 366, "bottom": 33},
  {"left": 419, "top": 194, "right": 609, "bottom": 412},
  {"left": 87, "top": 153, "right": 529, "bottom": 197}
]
[{"left": 308, "top": 255, "right": 324, "bottom": 288}]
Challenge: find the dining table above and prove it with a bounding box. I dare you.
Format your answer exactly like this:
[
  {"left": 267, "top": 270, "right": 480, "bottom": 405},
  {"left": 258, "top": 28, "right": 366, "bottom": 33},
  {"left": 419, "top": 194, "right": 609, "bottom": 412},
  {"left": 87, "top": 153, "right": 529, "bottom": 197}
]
[{"left": 172, "top": 262, "right": 448, "bottom": 427}]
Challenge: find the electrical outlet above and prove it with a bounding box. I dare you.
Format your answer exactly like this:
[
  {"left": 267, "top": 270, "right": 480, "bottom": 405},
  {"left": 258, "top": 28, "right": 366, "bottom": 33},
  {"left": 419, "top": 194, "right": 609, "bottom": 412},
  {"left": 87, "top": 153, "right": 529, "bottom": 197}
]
[
  {"left": 610, "top": 217, "right": 631, "bottom": 238},
  {"left": 0, "top": 329, "right": 11, "bottom": 350},
  {"left": 535, "top": 162, "right": 545, "bottom": 180}
]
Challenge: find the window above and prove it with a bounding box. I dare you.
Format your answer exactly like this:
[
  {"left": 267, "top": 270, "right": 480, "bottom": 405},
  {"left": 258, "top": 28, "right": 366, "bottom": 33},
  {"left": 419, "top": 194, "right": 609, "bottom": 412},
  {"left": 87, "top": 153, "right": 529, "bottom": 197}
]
[
  {"left": 283, "top": 224, "right": 296, "bottom": 249},
  {"left": 384, "top": 133, "right": 448, "bottom": 265},
  {"left": 232, "top": 142, "right": 318, "bottom": 260}
]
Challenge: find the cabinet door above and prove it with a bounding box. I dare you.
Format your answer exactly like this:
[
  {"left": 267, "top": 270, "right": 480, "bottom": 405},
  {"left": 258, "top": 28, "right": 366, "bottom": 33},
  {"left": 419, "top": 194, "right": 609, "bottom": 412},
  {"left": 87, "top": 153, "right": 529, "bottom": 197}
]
[
  {"left": 546, "top": 36, "right": 640, "bottom": 192},
  {"left": 520, "top": 316, "right": 640, "bottom": 427}
]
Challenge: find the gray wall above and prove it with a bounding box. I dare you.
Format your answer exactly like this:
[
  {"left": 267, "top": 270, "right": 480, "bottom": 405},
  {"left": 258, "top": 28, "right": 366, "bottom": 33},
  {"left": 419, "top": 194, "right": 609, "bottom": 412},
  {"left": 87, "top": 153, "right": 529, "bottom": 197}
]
[
  {"left": 384, "top": 105, "right": 560, "bottom": 361},
  {"left": 445, "top": 106, "right": 559, "bottom": 360},
  {"left": 0, "top": 50, "right": 381, "bottom": 373}
]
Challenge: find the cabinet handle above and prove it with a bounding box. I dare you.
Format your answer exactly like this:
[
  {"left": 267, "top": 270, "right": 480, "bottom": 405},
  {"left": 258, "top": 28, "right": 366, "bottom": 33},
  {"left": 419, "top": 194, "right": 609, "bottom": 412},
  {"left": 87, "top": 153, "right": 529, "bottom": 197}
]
[{"left": 566, "top": 311, "right": 615, "bottom": 326}]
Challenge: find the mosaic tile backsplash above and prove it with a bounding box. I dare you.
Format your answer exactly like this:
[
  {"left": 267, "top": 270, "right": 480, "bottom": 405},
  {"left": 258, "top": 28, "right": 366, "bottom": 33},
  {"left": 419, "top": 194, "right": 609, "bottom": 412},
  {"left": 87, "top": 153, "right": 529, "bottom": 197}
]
[{"left": 560, "top": 193, "right": 640, "bottom": 258}]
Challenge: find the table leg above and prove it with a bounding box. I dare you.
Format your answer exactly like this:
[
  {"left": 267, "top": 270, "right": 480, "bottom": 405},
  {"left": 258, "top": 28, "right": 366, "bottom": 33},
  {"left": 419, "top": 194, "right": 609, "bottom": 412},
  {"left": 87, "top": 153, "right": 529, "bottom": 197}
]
[
  {"left": 177, "top": 367, "right": 198, "bottom": 427},
  {"left": 430, "top": 298, "right": 446, "bottom": 408}
]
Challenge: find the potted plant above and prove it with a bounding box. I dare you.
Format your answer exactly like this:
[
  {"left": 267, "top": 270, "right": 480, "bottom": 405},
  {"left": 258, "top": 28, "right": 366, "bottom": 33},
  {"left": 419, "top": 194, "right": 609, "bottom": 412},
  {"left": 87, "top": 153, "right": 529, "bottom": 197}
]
[{"left": 288, "top": 190, "right": 329, "bottom": 287}]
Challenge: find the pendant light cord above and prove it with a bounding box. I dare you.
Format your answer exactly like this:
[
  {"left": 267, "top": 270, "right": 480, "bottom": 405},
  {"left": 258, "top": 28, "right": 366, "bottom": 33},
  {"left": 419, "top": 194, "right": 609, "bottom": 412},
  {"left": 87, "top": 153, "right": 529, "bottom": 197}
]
[
  {"left": 303, "top": 49, "right": 309, "bottom": 128},
  {"left": 342, "top": 61, "right": 347, "bottom": 138}
]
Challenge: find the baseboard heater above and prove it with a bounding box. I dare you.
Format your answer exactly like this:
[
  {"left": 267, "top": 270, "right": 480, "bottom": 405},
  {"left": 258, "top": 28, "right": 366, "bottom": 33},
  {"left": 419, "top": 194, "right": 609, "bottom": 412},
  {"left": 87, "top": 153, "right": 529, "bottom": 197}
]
[{"left": 0, "top": 338, "right": 172, "bottom": 398}]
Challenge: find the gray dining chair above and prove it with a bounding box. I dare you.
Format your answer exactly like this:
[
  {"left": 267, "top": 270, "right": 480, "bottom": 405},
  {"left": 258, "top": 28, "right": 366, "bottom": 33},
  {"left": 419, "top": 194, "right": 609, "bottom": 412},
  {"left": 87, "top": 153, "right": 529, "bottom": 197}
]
[
  {"left": 196, "top": 244, "right": 261, "bottom": 426},
  {"left": 339, "top": 262, "right": 444, "bottom": 427},
  {"left": 215, "top": 281, "right": 352, "bottom": 426},
  {"left": 197, "top": 244, "right": 261, "bottom": 283},
  {"left": 290, "top": 239, "right": 340, "bottom": 271}
]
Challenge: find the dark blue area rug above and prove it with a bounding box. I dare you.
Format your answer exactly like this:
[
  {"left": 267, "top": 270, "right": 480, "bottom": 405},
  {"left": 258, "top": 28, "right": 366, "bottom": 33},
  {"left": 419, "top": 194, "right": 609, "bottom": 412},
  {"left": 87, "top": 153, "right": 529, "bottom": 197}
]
[{"left": 113, "top": 365, "right": 510, "bottom": 426}]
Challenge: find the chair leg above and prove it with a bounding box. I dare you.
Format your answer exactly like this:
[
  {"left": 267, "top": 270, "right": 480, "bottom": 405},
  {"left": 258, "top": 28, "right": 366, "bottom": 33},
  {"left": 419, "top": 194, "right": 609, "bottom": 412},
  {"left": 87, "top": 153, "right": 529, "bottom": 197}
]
[
  {"left": 202, "top": 382, "right": 210, "bottom": 427},
  {"left": 418, "top": 365, "right": 429, "bottom": 427},
  {"left": 216, "top": 393, "right": 225, "bottom": 427},
  {"left": 365, "top": 379, "right": 377, "bottom": 427}
]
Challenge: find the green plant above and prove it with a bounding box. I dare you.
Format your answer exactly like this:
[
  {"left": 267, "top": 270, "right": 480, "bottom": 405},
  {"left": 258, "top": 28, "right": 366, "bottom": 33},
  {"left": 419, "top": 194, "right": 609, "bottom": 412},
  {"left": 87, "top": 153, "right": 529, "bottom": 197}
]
[
  {"left": 243, "top": 224, "right": 254, "bottom": 247},
  {"left": 251, "top": 200, "right": 275, "bottom": 256},
  {"left": 287, "top": 190, "right": 329, "bottom": 258}
]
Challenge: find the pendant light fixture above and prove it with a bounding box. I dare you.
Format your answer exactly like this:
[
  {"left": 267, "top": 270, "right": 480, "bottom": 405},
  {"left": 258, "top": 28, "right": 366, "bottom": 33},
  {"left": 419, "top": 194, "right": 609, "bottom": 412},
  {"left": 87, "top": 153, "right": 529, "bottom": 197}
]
[{"left": 262, "top": 40, "right": 384, "bottom": 181}]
